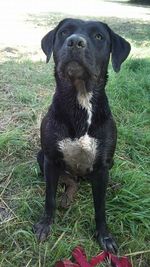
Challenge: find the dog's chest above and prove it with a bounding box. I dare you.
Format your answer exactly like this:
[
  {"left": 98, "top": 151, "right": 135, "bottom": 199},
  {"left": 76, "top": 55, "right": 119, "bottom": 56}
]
[
  {"left": 58, "top": 134, "right": 97, "bottom": 175},
  {"left": 58, "top": 90, "right": 98, "bottom": 175}
]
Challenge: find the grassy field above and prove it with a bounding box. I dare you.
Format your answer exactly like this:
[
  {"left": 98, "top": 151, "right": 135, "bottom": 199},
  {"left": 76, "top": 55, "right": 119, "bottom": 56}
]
[{"left": 0, "top": 10, "right": 150, "bottom": 267}]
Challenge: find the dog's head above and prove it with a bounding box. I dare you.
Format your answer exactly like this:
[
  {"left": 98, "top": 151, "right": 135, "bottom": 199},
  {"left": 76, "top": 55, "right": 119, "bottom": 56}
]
[{"left": 41, "top": 18, "right": 131, "bottom": 83}]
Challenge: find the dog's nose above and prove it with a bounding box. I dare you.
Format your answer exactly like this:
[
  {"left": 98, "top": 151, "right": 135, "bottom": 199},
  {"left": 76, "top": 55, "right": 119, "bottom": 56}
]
[{"left": 67, "top": 34, "right": 87, "bottom": 49}]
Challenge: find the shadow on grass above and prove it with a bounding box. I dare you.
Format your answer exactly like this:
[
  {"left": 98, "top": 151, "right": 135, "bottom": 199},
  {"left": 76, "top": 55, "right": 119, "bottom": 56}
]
[
  {"left": 106, "top": 0, "right": 150, "bottom": 7},
  {"left": 26, "top": 12, "right": 150, "bottom": 46},
  {"left": 127, "top": 0, "right": 150, "bottom": 6}
]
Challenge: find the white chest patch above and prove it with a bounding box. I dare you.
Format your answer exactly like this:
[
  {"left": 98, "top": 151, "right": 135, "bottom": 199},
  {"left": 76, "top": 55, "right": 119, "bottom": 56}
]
[
  {"left": 58, "top": 134, "right": 98, "bottom": 175},
  {"left": 77, "top": 90, "right": 93, "bottom": 126}
]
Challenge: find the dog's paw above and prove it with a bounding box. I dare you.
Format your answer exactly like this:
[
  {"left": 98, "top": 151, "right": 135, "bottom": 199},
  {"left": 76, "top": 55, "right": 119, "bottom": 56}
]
[
  {"left": 33, "top": 220, "right": 50, "bottom": 242},
  {"left": 97, "top": 232, "right": 118, "bottom": 254}
]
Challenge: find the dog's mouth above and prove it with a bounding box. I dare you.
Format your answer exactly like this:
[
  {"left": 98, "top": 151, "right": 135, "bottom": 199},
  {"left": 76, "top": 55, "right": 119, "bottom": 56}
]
[
  {"left": 65, "top": 61, "right": 87, "bottom": 80},
  {"left": 58, "top": 59, "right": 98, "bottom": 83}
]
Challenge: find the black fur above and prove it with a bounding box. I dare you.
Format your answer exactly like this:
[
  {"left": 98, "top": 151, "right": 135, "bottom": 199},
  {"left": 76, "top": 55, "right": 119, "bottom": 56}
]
[{"left": 33, "top": 18, "right": 131, "bottom": 253}]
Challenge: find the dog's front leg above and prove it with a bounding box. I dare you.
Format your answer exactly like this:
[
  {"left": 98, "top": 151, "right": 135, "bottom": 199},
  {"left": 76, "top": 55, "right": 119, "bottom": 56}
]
[
  {"left": 91, "top": 168, "right": 118, "bottom": 254},
  {"left": 33, "top": 156, "right": 60, "bottom": 242}
]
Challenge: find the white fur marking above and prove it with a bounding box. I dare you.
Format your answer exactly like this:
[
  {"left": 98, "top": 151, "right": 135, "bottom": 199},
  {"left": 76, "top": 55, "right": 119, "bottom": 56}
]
[
  {"left": 77, "top": 90, "right": 93, "bottom": 126},
  {"left": 58, "top": 134, "right": 97, "bottom": 175}
]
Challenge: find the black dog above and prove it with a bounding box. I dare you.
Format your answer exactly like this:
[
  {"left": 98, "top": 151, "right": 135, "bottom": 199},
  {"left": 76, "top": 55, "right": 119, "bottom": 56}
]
[{"left": 34, "top": 18, "right": 131, "bottom": 253}]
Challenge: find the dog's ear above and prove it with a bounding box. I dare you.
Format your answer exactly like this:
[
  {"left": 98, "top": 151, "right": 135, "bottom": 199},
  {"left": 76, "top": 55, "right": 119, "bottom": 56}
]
[
  {"left": 41, "top": 29, "right": 56, "bottom": 63},
  {"left": 41, "top": 19, "right": 70, "bottom": 63},
  {"left": 110, "top": 30, "right": 131, "bottom": 72}
]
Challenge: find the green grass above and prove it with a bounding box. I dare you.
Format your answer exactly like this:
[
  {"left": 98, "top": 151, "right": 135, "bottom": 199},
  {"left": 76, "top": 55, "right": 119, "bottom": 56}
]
[{"left": 0, "top": 13, "right": 150, "bottom": 267}]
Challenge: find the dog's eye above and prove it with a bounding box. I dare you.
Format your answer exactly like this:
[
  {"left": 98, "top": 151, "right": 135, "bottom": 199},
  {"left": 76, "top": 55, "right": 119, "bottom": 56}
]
[
  {"left": 61, "top": 30, "right": 69, "bottom": 37},
  {"left": 95, "top": 33, "right": 103, "bottom": 40}
]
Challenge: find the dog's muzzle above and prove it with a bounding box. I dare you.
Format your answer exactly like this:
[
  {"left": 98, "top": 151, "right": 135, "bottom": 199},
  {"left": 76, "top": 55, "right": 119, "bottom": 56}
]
[
  {"left": 57, "top": 34, "right": 98, "bottom": 81},
  {"left": 64, "top": 35, "right": 88, "bottom": 80}
]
